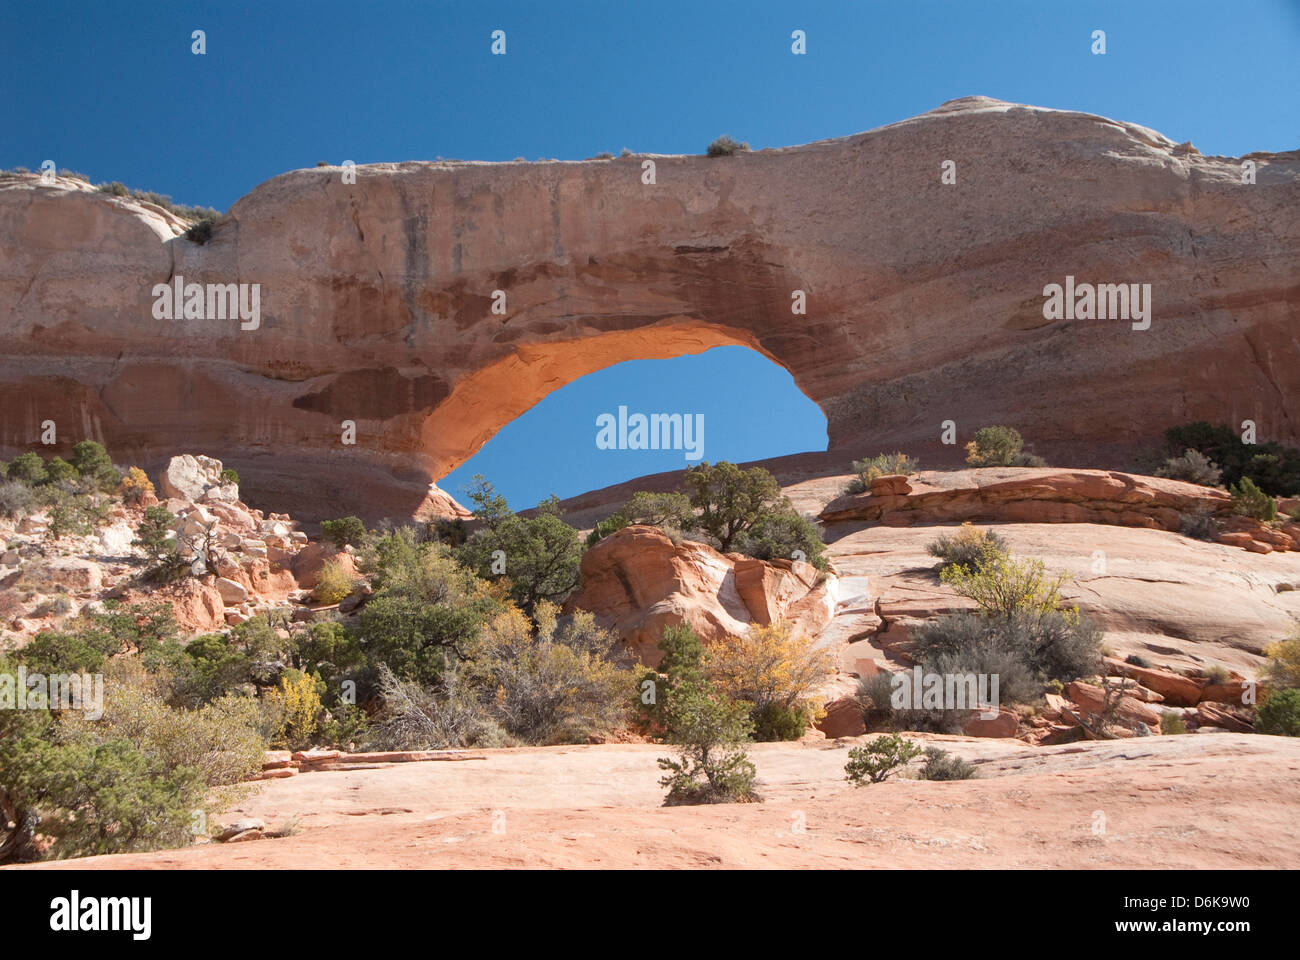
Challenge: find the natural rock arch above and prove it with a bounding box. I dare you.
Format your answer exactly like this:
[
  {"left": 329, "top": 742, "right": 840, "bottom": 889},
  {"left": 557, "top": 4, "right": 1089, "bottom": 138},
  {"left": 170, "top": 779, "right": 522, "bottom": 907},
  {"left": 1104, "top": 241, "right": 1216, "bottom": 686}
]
[{"left": 1, "top": 97, "right": 1296, "bottom": 520}]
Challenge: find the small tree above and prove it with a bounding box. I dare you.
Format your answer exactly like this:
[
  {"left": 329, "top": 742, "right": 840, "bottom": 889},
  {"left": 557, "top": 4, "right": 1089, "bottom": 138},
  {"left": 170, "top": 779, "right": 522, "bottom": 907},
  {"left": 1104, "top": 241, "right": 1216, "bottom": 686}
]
[
  {"left": 321, "top": 515, "right": 367, "bottom": 549},
  {"left": 7, "top": 452, "right": 47, "bottom": 485},
  {"left": 845, "top": 734, "right": 923, "bottom": 785},
  {"left": 682, "top": 461, "right": 784, "bottom": 552},
  {"left": 133, "top": 505, "right": 177, "bottom": 564},
  {"left": 965, "top": 425, "right": 1024, "bottom": 466},
  {"left": 70, "top": 440, "right": 119, "bottom": 489},
  {"left": 656, "top": 679, "right": 759, "bottom": 804}
]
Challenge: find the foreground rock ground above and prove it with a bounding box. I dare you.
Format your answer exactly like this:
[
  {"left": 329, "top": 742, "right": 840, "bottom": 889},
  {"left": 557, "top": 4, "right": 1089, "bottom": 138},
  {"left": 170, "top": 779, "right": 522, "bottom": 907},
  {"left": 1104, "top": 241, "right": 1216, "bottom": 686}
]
[{"left": 14, "top": 734, "right": 1300, "bottom": 869}]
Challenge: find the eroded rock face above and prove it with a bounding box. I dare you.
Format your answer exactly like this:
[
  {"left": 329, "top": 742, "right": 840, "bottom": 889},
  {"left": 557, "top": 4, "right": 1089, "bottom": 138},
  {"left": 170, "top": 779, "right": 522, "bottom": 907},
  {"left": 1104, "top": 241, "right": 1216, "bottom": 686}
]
[
  {"left": 2, "top": 97, "right": 1296, "bottom": 521},
  {"left": 564, "top": 525, "right": 834, "bottom": 665}
]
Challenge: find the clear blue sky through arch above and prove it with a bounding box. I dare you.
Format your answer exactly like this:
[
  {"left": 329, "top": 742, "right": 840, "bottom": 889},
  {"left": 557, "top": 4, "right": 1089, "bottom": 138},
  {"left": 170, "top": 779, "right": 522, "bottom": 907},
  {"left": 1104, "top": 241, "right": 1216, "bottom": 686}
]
[{"left": 4, "top": 1, "right": 1296, "bottom": 507}]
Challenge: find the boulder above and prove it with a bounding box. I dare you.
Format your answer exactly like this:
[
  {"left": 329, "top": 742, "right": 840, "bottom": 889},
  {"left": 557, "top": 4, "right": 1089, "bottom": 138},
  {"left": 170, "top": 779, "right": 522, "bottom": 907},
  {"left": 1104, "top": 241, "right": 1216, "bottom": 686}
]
[
  {"left": 158, "top": 454, "right": 229, "bottom": 502},
  {"left": 563, "top": 525, "right": 834, "bottom": 665},
  {"left": 814, "top": 697, "right": 866, "bottom": 738},
  {"left": 961, "top": 706, "right": 1019, "bottom": 738},
  {"left": 1101, "top": 657, "right": 1204, "bottom": 706},
  {"left": 214, "top": 577, "right": 249, "bottom": 605},
  {"left": 216, "top": 818, "right": 266, "bottom": 841},
  {"left": 1065, "top": 680, "right": 1163, "bottom": 729},
  {"left": 291, "top": 541, "right": 356, "bottom": 590}
]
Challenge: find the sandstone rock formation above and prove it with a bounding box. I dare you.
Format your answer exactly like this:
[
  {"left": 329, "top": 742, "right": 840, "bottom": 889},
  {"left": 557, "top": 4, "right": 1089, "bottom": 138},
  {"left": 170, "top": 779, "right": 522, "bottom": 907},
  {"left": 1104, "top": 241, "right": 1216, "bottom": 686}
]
[
  {"left": 2, "top": 97, "right": 1296, "bottom": 521},
  {"left": 564, "top": 524, "right": 835, "bottom": 664},
  {"left": 819, "top": 467, "right": 1298, "bottom": 553}
]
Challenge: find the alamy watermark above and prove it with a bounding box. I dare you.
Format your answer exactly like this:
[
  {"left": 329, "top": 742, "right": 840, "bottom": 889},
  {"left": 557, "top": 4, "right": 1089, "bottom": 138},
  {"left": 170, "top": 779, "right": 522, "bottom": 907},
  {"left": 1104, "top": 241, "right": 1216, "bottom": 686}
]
[
  {"left": 152, "top": 275, "right": 261, "bottom": 330},
  {"left": 595, "top": 405, "right": 704, "bottom": 461},
  {"left": 1042, "top": 275, "right": 1151, "bottom": 330},
  {"left": 1, "top": 667, "right": 104, "bottom": 720},
  {"left": 892, "top": 667, "right": 1000, "bottom": 718}
]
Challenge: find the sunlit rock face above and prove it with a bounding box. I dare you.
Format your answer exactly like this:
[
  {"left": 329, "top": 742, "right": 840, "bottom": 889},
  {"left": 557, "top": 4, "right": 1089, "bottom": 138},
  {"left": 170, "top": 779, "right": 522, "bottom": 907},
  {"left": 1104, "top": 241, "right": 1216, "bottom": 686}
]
[{"left": 2, "top": 97, "right": 1296, "bottom": 521}]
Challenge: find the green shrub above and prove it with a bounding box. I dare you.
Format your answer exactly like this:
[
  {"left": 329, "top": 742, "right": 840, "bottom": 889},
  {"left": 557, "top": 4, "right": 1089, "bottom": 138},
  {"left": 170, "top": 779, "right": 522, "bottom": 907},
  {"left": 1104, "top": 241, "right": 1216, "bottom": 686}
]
[
  {"left": 706, "top": 134, "right": 750, "bottom": 157},
  {"left": 1156, "top": 448, "right": 1222, "bottom": 486},
  {"left": 185, "top": 216, "right": 218, "bottom": 244},
  {"left": 133, "top": 505, "right": 177, "bottom": 564},
  {"left": 1163, "top": 422, "right": 1300, "bottom": 496},
  {"left": 313, "top": 559, "right": 357, "bottom": 605},
  {"left": 965, "top": 425, "right": 1027, "bottom": 467},
  {"left": 1229, "top": 477, "right": 1276, "bottom": 521},
  {"left": 44, "top": 457, "right": 78, "bottom": 485},
  {"left": 1256, "top": 688, "right": 1300, "bottom": 736},
  {"left": 918, "top": 746, "right": 978, "bottom": 780},
  {"left": 456, "top": 487, "right": 582, "bottom": 613},
  {"left": 732, "top": 506, "right": 828, "bottom": 570},
  {"left": 845, "top": 452, "right": 919, "bottom": 493},
  {"left": 926, "top": 523, "right": 1008, "bottom": 570},
  {"left": 940, "top": 553, "right": 1071, "bottom": 620},
  {"left": 70, "top": 441, "right": 118, "bottom": 489},
  {"left": 585, "top": 513, "right": 630, "bottom": 547},
  {"left": 321, "top": 515, "right": 367, "bottom": 549},
  {"left": 657, "top": 679, "right": 759, "bottom": 804},
  {"left": 7, "top": 452, "right": 47, "bottom": 485},
  {"left": 1160, "top": 710, "right": 1188, "bottom": 735},
  {"left": 845, "top": 734, "right": 922, "bottom": 785},
  {"left": 218, "top": 468, "right": 239, "bottom": 485}
]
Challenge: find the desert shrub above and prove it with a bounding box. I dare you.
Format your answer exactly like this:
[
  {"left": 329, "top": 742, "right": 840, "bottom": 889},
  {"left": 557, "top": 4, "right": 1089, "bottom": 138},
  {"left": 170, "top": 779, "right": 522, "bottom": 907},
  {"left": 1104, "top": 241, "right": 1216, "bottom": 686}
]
[
  {"left": 291, "top": 621, "right": 363, "bottom": 688},
  {"left": 316, "top": 702, "right": 372, "bottom": 750},
  {"left": 706, "top": 620, "right": 835, "bottom": 741},
  {"left": 855, "top": 672, "right": 964, "bottom": 734},
  {"left": 926, "top": 523, "right": 1008, "bottom": 570},
  {"left": 845, "top": 452, "right": 919, "bottom": 493},
  {"left": 1257, "top": 689, "right": 1300, "bottom": 736},
  {"left": 185, "top": 216, "right": 218, "bottom": 244},
  {"left": 845, "top": 734, "right": 922, "bottom": 785},
  {"left": 1262, "top": 633, "right": 1300, "bottom": 690},
  {"left": 1229, "top": 477, "right": 1276, "bottom": 521},
  {"left": 1163, "top": 422, "right": 1300, "bottom": 496},
  {"left": 313, "top": 559, "right": 358, "bottom": 605},
  {"left": 370, "top": 664, "right": 506, "bottom": 750},
  {"left": 44, "top": 457, "right": 78, "bottom": 485},
  {"left": 940, "top": 553, "right": 1071, "bottom": 620},
  {"left": 360, "top": 528, "right": 503, "bottom": 683},
  {"left": 1126, "top": 653, "right": 1152, "bottom": 668},
  {"left": 622, "top": 490, "right": 695, "bottom": 532},
  {"left": 1160, "top": 710, "right": 1188, "bottom": 735},
  {"left": 45, "top": 492, "right": 98, "bottom": 541},
  {"left": 681, "top": 461, "right": 784, "bottom": 552},
  {"left": 964, "top": 425, "right": 1045, "bottom": 467},
  {"left": 706, "top": 134, "right": 750, "bottom": 157},
  {"left": 265, "top": 669, "right": 322, "bottom": 750},
  {"left": 465, "top": 602, "right": 634, "bottom": 744},
  {"left": 60, "top": 659, "right": 265, "bottom": 787},
  {"left": 69, "top": 441, "right": 118, "bottom": 490},
  {"left": 218, "top": 468, "right": 239, "bottom": 485},
  {"left": 636, "top": 622, "right": 709, "bottom": 734},
  {"left": 918, "top": 746, "right": 978, "bottom": 780},
  {"left": 133, "top": 505, "right": 177, "bottom": 564},
  {"left": 1179, "top": 506, "right": 1217, "bottom": 541},
  {"left": 0, "top": 479, "right": 37, "bottom": 518},
  {"left": 456, "top": 483, "right": 582, "bottom": 613},
  {"left": 594, "top": 151, "right": 614, "bottom": 159},
  {"left": 119, "top": 466, "right": 155, "bottom": 504},
  {"left": 17, "top": 623, "right": 124, "bottom": 674},
  {"left": 321, "top": 515, "right": 367, "bottom": 549},
  {"left": 1156, "top": 448, "right": 1223, "bottom": 487},
  {"left": 163, "top": 632, "right": 254, "bottom": 707},
  {"left": 731, "top": 505, "right": 828, "bottom": 570},
  {"left": 913, "top": 609, "right": 1100, "bottom": 701},
  {"left": 0, "top": 703, "right": 206, "bottom": 863},
  {"left": 585, "top": 512, "right": 631, "bottom": 547},
  {"left": 1203, "top": 664, "right": 1231, "bottom": 685},
  {"left": 7, "top": 452, "right": 47, "bottom": 485},
  {"left": 657, "top": 679, "right": 759, "bottom": 804}
]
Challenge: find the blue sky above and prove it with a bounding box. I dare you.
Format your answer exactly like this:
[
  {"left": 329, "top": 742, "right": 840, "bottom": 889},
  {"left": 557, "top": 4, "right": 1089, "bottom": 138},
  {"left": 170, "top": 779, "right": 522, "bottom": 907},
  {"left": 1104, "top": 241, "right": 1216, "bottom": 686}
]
[{"left": 4, "top": 1, "right": 1297, "bottom": 508}]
